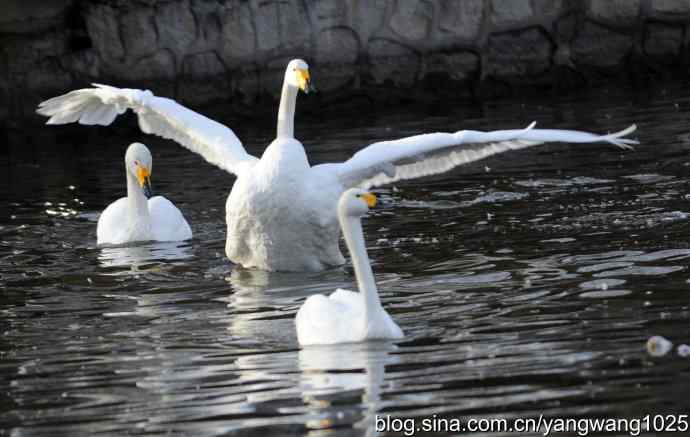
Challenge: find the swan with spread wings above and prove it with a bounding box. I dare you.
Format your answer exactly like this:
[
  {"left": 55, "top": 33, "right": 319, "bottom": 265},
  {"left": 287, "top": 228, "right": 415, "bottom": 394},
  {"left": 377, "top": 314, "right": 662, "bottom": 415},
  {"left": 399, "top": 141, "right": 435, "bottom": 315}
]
[{"left": 37, "top": 59, "right": 637, "bottom": 272}]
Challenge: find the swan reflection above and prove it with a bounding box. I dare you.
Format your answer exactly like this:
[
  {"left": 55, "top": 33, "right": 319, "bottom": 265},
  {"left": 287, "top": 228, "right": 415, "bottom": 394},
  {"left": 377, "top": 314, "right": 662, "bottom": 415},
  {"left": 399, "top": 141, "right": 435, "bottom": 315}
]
[
  {"left": 98, "top": 240, "right": 193, "bottom": 270},
  {"left": 223, "top": 268, "right": 346, "bottom": 344},
  {"left": 299, "top": 342, "right": 400, "bottom": 436}
]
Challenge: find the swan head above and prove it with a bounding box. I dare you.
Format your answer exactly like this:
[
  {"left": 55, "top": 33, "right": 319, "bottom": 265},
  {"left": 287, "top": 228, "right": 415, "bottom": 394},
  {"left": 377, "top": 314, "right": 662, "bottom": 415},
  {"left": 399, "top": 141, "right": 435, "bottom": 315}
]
[
  {"left": 285, "top": 59, "right": 315, "bottom": 94},
  {"left": 339, "top": 188, "right": 377, "bottom": 218},
  {"left": 125, "top": 142, "right": 153, "bottom": 198}
]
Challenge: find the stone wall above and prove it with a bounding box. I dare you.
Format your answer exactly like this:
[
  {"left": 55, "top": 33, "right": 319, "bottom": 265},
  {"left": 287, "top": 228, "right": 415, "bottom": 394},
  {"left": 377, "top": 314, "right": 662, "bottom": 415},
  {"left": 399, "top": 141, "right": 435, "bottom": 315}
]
[{"left": 2, "top": 0, "right": 690, "bottom": 121}]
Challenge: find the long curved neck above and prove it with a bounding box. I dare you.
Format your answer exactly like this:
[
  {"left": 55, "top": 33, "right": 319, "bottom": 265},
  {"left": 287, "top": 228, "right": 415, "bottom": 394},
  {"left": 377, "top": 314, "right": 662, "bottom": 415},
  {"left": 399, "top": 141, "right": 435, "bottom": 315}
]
[
  {"left": 339, "top": 212, "right": 382, "bottom": 318},
  {"left": 126, "top": 170, "right": 149, "bottom": 221},
  {"left": 277, "top": 80, "right": 298, "bottom": 139}
]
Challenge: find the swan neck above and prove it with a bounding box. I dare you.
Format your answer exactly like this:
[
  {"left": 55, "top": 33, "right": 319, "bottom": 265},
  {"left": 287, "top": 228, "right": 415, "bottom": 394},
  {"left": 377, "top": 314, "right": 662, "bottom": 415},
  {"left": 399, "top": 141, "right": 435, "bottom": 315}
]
[
  {"left": 339, "top": 212, "right": 381, "bottom": 316},
  {"left": 126, "top": 169, "right": 149, "bottom": 220},
  {"left": 277, "top": 81, "right": 297, "bottom": 139}
]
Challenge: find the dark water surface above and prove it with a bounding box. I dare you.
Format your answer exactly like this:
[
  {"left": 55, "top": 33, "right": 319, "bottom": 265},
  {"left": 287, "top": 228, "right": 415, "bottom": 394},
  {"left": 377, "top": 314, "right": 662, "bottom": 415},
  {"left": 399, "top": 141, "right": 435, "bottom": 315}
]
[{"left": 2, "top": 84, "right": 690, "bottom": 436}]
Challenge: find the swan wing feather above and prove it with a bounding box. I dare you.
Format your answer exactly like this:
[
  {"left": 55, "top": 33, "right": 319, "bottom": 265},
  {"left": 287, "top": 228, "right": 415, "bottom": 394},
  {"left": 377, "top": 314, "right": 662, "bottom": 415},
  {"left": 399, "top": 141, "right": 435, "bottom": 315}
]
[
  {"left": 332, "top": 123, "right": 637, "bottom": 189},
  {"left": 37, "top": 84, "right": 257, "bottom": 175}
]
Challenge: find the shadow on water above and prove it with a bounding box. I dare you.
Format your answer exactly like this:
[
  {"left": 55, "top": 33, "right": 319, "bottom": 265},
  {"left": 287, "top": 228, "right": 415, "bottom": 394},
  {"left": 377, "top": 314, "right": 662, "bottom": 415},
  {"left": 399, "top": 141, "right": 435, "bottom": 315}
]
[{"left": 2, "top": 82, "right": 690, "bottom": 435}]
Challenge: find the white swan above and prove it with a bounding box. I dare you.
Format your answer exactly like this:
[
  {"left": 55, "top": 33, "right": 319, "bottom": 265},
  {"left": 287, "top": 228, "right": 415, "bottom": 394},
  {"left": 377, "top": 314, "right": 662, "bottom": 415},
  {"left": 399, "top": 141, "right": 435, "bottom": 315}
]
[
  {"left": 296, "top": 189, "right": 403, "bottom": 345},
  {"left": 37, "top": 59, "right": 638, "bottom": 271},
  {"left": 96, "top": 142, "right": 192, "bottom": 245}
]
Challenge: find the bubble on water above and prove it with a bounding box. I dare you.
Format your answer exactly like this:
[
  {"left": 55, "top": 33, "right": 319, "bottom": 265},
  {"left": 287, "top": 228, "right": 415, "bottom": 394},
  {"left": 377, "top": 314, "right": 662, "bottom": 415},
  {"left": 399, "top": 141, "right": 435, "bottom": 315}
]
[
  {"left": 677, "top": 344, "right": 690, "bottom": 357},
  {"left": 646, "top": 336, "right": 673, "bottom": 357}
]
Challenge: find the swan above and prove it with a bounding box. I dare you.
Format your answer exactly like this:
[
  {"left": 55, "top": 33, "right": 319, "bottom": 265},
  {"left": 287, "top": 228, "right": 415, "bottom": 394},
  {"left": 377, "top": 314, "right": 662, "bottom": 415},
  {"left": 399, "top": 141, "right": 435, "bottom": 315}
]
[
  {"left": 296, "top": 188, "right": 403, "bottom": 345},
  {"left": 37, "top": 59, "right": 638, "bottom": 271},
  {"left": 96, "top": 142, "right": 192, "bottom": 245}
]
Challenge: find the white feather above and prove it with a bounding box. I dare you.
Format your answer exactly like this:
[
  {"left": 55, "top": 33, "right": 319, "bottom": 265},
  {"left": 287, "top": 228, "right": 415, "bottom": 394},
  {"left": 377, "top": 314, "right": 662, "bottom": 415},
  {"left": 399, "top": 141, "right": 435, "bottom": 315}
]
[
  {"left": 331, "top": 123, "right": 637, "bottom": 189},
  {"left": 37, "top": 84, "right": 257, "bottom": 175}
]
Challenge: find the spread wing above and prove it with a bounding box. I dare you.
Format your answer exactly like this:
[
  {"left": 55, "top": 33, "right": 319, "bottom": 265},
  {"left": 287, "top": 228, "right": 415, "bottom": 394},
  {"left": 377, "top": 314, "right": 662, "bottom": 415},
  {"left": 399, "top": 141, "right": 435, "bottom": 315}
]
[
  {"left": 36, "top": 84, "right": 258, "bottom": 175},
  {"left": 329, "top": 123, "right": 637, "bottom": 189}
]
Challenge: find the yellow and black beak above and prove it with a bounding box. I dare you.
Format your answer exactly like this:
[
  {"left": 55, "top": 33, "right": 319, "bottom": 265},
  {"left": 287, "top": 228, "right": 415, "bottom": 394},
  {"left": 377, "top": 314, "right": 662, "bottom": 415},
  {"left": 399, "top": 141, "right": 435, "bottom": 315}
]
[
  {"left": 136, "top": 165, "right": 153, "bottom": 199},
  {"left": 296, "top": 68, "right": 316, "bottom": 94},
  {"left": 361, "top": 192, "right": 377, "bottom": 208}
]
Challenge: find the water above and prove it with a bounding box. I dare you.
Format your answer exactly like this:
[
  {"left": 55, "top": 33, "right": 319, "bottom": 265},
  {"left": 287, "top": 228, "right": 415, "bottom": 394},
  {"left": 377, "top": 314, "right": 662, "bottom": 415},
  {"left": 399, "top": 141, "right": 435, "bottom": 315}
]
[{"left": 2, "top": 83, "right": 690, "bottom": 436}]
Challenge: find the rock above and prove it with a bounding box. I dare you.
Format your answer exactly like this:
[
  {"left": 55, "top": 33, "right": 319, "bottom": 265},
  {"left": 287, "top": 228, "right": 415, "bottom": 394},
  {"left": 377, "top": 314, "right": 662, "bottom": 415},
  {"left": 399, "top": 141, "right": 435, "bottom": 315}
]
[
  {"left": 315, "top": 27, "right": 359, "bottom": 65},
  {"left": 182, "top": 51, "right": 226, "bottom": 77},
  {"left": 26, "top": 58, "right": 72, "bottom": 95},
  {"left": 261, "top": 57, "right": 294, "bottom": 96},
  {"left": 156, "top": 0, "right": 197, "bottom": 55},
  {"left": 252, "top": 0, "right": 311, "bottom": 52},
  {"left": 531, "top": 0, "right": 566, "bottom": 15},
  {"left": 313, "top": 27, "right": 360, "bottom": 92},
  {"left": 644, "top": 22, "right": 683, "bottom": 59},
  {"left": 553, "top": 44, "right": 574, "bottom": 67},
  {"left": 231, "top": 66, "right": 260, "bottom": 104},
  {"left": 588, "top": 0, "right": 640, "bottom": 27},
  {"left": 649, "top": 0, "right": 690, "bottom": 18},
  {"left": 60, "top": 49, "right": 101, "bottom": 78},
  {"left": 125, "top": 49, "right": 175, "bottom": 81},
  {"left": 438, "top": 0, "right": 484, "bottom": 42},
  {"left": 191, "top": 0, "right": 222, "bottom": 44},
  {"left": 351, "top": 0, "right": 388, "bottom": 44},
  {"left": 555, "top": 13, "right": 577, "bottom": 42},
  {"left": 424, "top": 52, "right": 479, "bottom": 81},
  {"left": 0, "top": 0, "right": 75, "bottom": 34},
  {"left": 490, "top": 0, "right": 533, "bottom": 26},
  {"left": 312, "top": 64, "right": 358, "bottom": 92},
  {"left": 572, "top": 21, "right": 632, "bottom": 68},
  {"left": 311, "top": 0, "right": 350, "bottom": 30},
  {"left": 486, "top": 28, "right": 553, "bottom": 78},
  {"left": 368, "top": 39, "right": 420, "bottom": 86},
  {"left": 120, "top": 5, "right": 158, "bottom": 58},
  {"left": 180, "top": 51, "right": 229, "bottom": 104},
  {"left": 389, "top": 0, "right": 433, "bottom": 41},
  {"left": 83, "top": 3, "right": 125, "bottom": 62},
  {"left": 1, "top": 31, "right": 70, "bottom": 75},
  {"left": 3, "top": 0, "right": 690, "bottom": 121},
  {"left": 220, "top": 1, "right": 255, "bottom": 66}
]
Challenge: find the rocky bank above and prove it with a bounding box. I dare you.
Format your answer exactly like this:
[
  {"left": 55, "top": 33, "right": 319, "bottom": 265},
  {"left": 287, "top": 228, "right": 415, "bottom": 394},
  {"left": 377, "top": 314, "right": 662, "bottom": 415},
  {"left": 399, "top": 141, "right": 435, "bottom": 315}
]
[{"left": 2, "top": 0, "right": 690, "bottom": 121}]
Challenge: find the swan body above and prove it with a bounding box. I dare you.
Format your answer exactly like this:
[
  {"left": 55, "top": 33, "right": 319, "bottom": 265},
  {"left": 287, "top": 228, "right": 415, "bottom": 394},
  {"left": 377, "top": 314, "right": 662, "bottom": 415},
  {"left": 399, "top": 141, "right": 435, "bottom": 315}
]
[
  {"left": 296, "top": 189, "right": 404, "bottom": 345},
  {"left": 38, "top": 59, "right": 638, "bottom": 271},
  {"left": 96, "top": 142, "right": 192, "bottom": 245}
]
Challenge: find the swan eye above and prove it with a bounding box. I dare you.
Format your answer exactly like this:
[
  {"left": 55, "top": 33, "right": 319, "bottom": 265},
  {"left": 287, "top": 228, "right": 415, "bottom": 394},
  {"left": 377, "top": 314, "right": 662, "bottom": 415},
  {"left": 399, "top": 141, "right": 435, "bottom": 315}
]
[{"left": 134, "top": 160, "right": 139, "bottom": 166}]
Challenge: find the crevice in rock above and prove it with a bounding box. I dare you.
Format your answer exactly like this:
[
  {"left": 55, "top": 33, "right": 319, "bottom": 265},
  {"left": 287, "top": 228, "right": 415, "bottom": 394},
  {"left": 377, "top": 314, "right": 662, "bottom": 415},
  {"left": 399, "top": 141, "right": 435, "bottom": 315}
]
[{"left": 66, "top": 3, "right": 92, "bottom": 52}]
